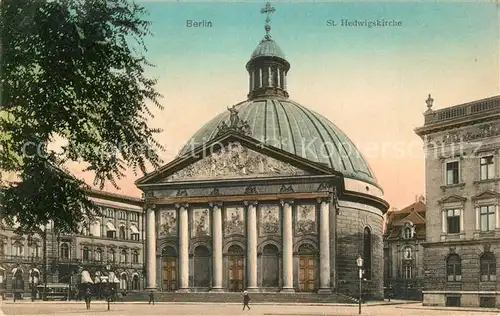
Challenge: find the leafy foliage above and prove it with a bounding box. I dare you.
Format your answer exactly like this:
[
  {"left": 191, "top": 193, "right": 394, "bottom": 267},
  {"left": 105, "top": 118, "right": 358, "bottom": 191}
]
[{"left": 0, "top": 0, "right": 163, "bottom": 234}]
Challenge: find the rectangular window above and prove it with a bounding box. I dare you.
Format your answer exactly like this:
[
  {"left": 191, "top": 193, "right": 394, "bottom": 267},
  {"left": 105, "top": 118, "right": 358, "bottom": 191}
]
[
  {"left": 446, "top": 161, "right": 460, "bottom": 185},
  {"left": 447, "top": 209, "right": 461, "bottom": 234},
  {"left": 404, "top": 266, "right": 412, "bottom": 279},
  {"left": 131, "top": 233, "right": 140, "bottom": 241},
  {"left": 480, "top": 156, "right": 495, "bottom": 180},
  {"left": 480, "top": 205, "right": 495, "bottom": 232},
  {"left": 446, "top": 296, "right": 461, "bottom": 307},
  {"left": 479, "top": 297, "right": 496, "bottom": 308}
]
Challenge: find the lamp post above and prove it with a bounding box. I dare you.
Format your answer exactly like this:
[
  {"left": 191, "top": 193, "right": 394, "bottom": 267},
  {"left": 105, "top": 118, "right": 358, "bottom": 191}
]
[
  {"left": 356, "top": 255, "right": 364, "bottom": 315},
  {"left": 106, "top": 264, "right": 111, "bottom": 311}
]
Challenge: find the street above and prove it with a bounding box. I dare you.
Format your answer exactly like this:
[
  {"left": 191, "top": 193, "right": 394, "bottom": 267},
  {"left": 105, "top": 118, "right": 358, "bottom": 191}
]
[{"left": 0, "top": 301, "right": 498, "bottom": 316}]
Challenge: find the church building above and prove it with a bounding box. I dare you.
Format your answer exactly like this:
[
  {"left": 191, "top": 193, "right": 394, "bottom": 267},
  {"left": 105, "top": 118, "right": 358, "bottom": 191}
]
[{"left": 136, "top": 2, "right": 389, "bottom": 298}]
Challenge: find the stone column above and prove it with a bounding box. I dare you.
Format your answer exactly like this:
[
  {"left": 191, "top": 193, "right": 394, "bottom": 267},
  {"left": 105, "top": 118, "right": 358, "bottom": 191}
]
[
  {"left": 317, "top": 198, "right": 331, "bottom": 293},
  {"left": 210, "top": 202, "right": 223, "bottom": 292},
  {"left": 281, "top": 199, "right": 294, "bottom": 292},
  {"left": 245, "top": 201, "right": 258, "bottom": 291},
  {"left": 277, "top": 67, "right": 281, "bottom": 87},
  {"left": 177, "top": 203, "right": 190, "bottom": 292},
  {"left": 283, "top": 72, "right": 287, "bottom": 90},
  {"left": 259, "top": 69, "right": 263, "bottom": 87},
  {"left": 145, "top": 206, "right": 157, "bottom": 290}
]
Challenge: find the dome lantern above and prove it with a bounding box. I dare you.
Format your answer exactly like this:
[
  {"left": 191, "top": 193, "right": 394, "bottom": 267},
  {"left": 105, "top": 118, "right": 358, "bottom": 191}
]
[{"left": 246, "top": 2, "right": 290, "bottom": 100}]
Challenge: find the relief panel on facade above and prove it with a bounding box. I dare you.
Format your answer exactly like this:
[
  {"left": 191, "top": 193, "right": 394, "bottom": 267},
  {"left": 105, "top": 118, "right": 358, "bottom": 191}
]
[
  {"left": 225, "top": 207, "right": 245, "bottom": 236},
  {"left": 295, "top": 204, "right": 316, "bottom": 235},
  {"left": 164, "top": 142, "right": 309, "bottom": 182},
  {"left": 192, "top": 208, "right": 210, "bottom": 237},
  {"left": 159, "top": 210, "right": 177, "bottom": 237},
  {"left": 426, "top": 122, "right": 500, "bottom": 148},
  {"left": 259, "top": 205, "right": 280, "bottom": 236}
]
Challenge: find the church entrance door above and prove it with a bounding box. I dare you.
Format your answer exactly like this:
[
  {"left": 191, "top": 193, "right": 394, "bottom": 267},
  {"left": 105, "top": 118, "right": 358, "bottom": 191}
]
[
  {"left": 162, "top": 246, "right": 177, "bottom": 292},
  {"left": 298, "top": 243, "right": 317, "bottom": 292},
  {"left": 227, "top": 245, "right": 244, "bottom": 292},
  {"left": 262, "top": 244, "right": 279, "bottom": 287},
  {"left": 193, "top": 246, "right": 211, "bottom": 288}
]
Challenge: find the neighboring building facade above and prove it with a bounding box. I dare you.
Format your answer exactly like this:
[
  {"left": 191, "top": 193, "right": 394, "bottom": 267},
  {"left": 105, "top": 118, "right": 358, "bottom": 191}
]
[
  {"left": 415, "top": 94, "right": 500, "bottom": 307},
  {"left": 0, "top": 189, "right": 145, "bottom": 299},
  {"left": 383, "top": 196, "right": 426, "bottom": 300},
  {"left": 135, "top": 3, "right": 389, "bottom": 299}
]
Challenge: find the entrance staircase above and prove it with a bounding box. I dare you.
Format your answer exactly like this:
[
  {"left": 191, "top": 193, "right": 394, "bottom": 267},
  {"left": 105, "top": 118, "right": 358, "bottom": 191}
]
[{"left": 119, "top": 291, "right": 359, "bottom": 304}]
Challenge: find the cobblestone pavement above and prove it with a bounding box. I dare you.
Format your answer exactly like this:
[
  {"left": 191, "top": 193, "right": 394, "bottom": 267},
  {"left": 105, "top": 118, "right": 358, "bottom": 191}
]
[{"left": 0, "top": 301, "right": 498, "bottom": 316}]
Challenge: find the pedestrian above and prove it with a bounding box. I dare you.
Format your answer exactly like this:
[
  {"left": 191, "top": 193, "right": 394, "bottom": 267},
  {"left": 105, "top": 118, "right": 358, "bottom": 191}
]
[
  {"left": 84, "top": 288, "right": 91, "bottom": 310},
  {"left": 242, "top": 290, "right": 250, "bottom": 310},
  {"left": 148, "top": 291, "right": 155, "bottom": 305}
]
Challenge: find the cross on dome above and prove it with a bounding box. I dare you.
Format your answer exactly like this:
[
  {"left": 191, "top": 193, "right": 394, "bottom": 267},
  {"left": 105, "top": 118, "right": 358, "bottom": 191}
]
[{"left": 260, "top": 2, "right": 275, "bottom": 39}]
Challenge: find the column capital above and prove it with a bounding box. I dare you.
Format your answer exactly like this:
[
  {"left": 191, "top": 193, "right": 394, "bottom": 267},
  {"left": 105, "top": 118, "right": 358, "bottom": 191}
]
[
  {"left": 243, "top": 200, "right": 259, "bottom": 207},
  {"left": 209, "top": 201, "right": 223, "bottom": 208},
  {"left": 316, "top": 197, "right": 331, "bottom": 204},
  {"left": 280, "top": 199, "right": 294, "bottom": 206},
  {"left": 174, "top": 203, "right": 189, "bottom": 210}
]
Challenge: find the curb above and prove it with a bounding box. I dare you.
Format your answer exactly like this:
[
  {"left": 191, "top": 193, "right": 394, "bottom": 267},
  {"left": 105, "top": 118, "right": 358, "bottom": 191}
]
[{"left": 396, "top": 306, "right": 500, "bottom": 313}]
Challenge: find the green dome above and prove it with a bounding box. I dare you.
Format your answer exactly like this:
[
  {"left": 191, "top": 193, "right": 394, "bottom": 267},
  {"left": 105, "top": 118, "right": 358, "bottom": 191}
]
[
  {"left": 251, "top": 38, "right": 286, "bottom": 60},
  {"left": 178, "top": 97, "right": 378, "bottom": 185}
]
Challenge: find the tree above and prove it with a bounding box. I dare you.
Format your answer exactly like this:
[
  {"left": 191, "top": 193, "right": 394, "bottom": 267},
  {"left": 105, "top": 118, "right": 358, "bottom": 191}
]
[{"left": 0, "top": 0, "right": 163, "bottom": 235}]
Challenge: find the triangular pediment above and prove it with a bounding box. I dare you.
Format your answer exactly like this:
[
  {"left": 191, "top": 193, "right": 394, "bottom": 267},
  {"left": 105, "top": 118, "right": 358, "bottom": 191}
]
[
  {"left": 438, "top": 194, "right": 467, "bottom": 204},
  {"left": 164, "top": 142, "right": 310, "bottom": 182},
  {"left": 136, "top": 132, "right": 335, "bottom": 185},
  {"left": 472, "top": 190, "right": 500, "bottom": 201}
]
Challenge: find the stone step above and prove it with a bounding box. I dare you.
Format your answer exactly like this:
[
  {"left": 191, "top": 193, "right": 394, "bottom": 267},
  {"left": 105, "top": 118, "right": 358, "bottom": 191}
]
[{"left": 119, "top": 292, "right": 356, "bottom": 304}]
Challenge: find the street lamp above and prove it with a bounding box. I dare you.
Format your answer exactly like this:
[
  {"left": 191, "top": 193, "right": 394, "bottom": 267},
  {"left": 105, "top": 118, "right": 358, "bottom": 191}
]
[
  {"left": 356, "top": 255, "right": 364, "bottom": 315},
  {"left": 106, "top": 264, "right": 111, "bottom": 311}
]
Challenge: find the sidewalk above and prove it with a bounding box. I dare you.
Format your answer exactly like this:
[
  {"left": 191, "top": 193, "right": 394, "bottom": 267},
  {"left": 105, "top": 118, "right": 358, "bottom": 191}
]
[
  {"left": 1, "top": 299, "right": 418, "bottom": 306},
  {"left": 396, "top": 304, "right": 500, "bottom": 313}
]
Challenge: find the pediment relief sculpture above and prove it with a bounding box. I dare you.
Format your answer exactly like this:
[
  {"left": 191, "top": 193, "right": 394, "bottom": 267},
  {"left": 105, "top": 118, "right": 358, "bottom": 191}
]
[{"left": 164, "top": 142, "right": 309, "bottom": 182}]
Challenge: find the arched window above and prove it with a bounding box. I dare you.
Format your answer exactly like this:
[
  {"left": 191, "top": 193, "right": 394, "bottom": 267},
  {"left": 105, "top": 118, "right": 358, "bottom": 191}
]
[
  {"left": 446, "top": 254, "right": 462, "bottom": 282},
  {"left": 82, "top": 246, "right": 90, "bottom": 261},
  {"left": 120, "top": 249, "right": 128, "bottom": 263},
  {"left": 30, "top": 243, "right": 40, "bottom": 258},
  {"left": 108, "top": 249, "right": 116, "bottom": 262},
  {"left": 363, "top": 227, "right": 372, "bottom": 280},
  {"left": 0, "top": 240, "right": 6, "bottom": 256},
  {"left": 119, "top": 226, "right": 126, "bottom": 239},
  {"left": 13, "top": 241, "right": 24, "bottom": 257},
  {"left": 403, "top": 264, "right": 413, "bottom": 279},
  {"left": 120, "top": 273, "right": 128, "bottom": 290},
  {"left": 403, "top": 247, "right": 412, "bottom": 260},
  {"left": 60, "top": 243, "right": 70, "bottom": 260},
  {"left": 480, "top": 252, "right": 496, "bottom": 282},
  {"left": 131, "top": 274, "right": 140, "bottom": 290},
  {"left": 132, "top": 250, "right": 139, "bottom": 264},
  {"left": 95, "top": 248, "right": 103, "bottom": 262},
  {"left": 403, "top": 227, "right": 413, "bottom": 239}
]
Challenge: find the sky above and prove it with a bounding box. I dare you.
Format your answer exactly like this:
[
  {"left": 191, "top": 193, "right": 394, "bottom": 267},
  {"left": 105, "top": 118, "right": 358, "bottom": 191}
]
[{"left": 70, "top": 0, "right": 499, "bottom": 210}]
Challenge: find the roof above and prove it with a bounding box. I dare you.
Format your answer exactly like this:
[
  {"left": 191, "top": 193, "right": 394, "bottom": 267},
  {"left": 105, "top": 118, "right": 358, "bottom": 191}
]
[
  {"left": 250, "top": 38, "right": 286, "bottom": 60},
  {"left": 85, "top": 188, "right": 143, "bottom": 206},
  {"left": 384, "top": 200, "right": 426, "bottom": 240},
  {"left": 177, "top": 97, "right": 378, "bottom": 186}
]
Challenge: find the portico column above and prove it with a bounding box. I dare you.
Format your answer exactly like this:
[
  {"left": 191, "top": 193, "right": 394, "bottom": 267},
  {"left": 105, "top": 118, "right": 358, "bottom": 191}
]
[
  {"left": 145, "top": 206, "right": 157, "bottom": 290},
  {"left": 245, "top": 201, "right": 258, "bottom": 291},
  {"left": 177, "top": 203, "right": 190, "bottom": 292},
  {"left": 317, "top": 198, "right": 331, "bottom": 293},
  {"left": 210, "top": 202, "right": 223, "bottom": 292},
  {"left": 281, "top": 199, "right": 294, "bottom": 292}
]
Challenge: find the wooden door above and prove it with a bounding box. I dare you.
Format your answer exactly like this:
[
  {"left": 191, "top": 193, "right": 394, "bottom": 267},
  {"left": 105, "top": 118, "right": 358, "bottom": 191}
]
[
  {"left": 228, "top": 256, "right": 244, "bottom": 292},
  {"left": 162, "top": 257, "right": 177, "bottom": 292},
  {"left": 298, "top": 256, "right": 315, "bottom": 292}
]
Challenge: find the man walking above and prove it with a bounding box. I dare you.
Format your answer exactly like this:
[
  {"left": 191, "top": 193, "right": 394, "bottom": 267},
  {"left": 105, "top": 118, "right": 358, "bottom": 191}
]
[
  {"left": 148, "top": 291, "right": 155, "bottom": 305},
  {"left": 84, "top": 288, "right": 91, "bottom": 310},
  {"left": 242, "top": 290, "right": 250, "bottom": 310}
]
